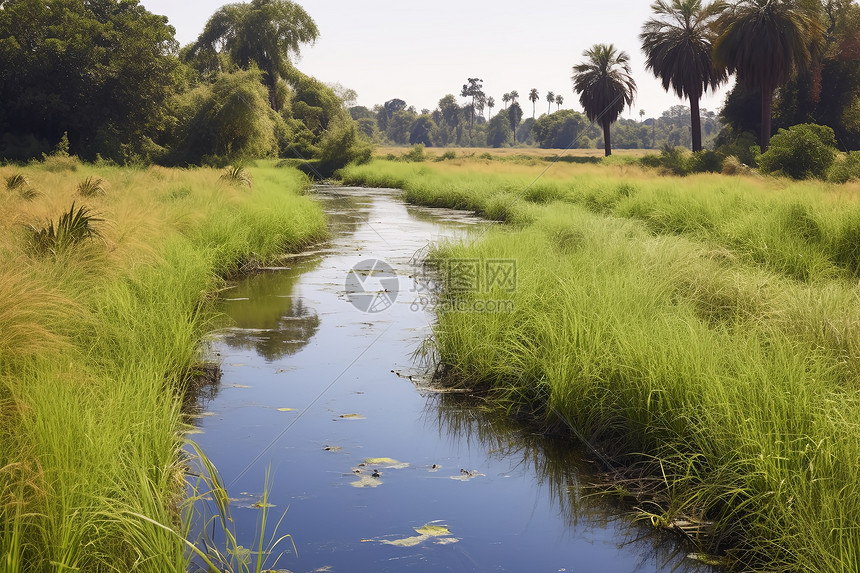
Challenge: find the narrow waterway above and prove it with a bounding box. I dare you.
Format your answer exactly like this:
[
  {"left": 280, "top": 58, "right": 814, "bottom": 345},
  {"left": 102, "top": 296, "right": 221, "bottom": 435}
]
[{"left": 186, "top": 185, "right": 715, "bottom": 573}]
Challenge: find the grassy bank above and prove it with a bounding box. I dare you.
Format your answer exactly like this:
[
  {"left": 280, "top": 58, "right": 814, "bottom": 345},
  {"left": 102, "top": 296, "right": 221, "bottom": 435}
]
[
  {"left": 340, "top": 158, "right": 860, "bottom": 572},
  {"left": 0, "top": 159, "right": 325, "bottom": 571}
]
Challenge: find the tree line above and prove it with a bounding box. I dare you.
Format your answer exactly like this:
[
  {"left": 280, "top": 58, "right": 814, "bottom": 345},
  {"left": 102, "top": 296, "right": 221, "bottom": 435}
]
[
  {"left": 354, "top": 0, "right": 860, "bottom": 157},
  {"left": 0, "top": 0, "right": 371, "bottom": 170}
]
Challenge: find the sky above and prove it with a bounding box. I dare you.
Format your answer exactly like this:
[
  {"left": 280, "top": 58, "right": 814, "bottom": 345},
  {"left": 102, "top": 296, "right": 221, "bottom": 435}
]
[{"left": 139, "top": 0, "right": 734, "bottom": 121}]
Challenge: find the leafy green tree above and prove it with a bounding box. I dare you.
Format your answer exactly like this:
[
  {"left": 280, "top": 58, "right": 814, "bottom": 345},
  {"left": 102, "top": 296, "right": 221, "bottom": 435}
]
[
  {"left": 0, "top": 0, "right": 182, "bottom": 161},
  {"left": 640, "top": 0, "right": 727, "bottom": 151},
  {"left": 189, "top": 0, "right": 318, "bottom": 111},
  {"left": 409, "top": 115, "right": 436, "bottom": 146},
  {"left": 546, "top": 91, "right": 555, "bottom": 115},
  {"left": 713, "top": 0, "right": 822, "bottom": 150},
  {"left": 507, "top": 102, "right": 524, "bottom": 141},
  {"left": 387, "top": 109, "right": 416, "bottom": 145},
  {"left": 486, "top": 113, "right": 514, "bottom": 147},
  {"left": 529, "top": 88, "right": 540, "bottom": 118},
  {"left": 167, "top": 69, "right": 280, "bottom": 165},
  {"left": 532, "top": 110, "right": 590, "bottom": 148},
  {"left": 572, "top": 44, "right": 637, "bottom": 156}
]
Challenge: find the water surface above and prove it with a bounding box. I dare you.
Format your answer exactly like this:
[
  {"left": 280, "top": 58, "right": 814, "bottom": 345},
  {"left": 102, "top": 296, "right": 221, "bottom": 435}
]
[{"left": 187, "top": 186, "right": 714, "bottom": 573}]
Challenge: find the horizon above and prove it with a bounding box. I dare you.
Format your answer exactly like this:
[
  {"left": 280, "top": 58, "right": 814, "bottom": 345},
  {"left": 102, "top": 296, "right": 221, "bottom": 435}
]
[{"left": 139, "top": 0, "right": 734, "bottom": 121}]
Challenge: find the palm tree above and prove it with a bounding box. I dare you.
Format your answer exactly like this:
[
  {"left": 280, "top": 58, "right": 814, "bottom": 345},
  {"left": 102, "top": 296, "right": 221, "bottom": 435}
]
[
  {"left": 555, "top": 94, "right": 564, "bottom": 111},
  {"left": 712, "top": 0, "right": 822, "bottom": 150},
  {"left": 572, "top": 43, "right": 637, "bottom": 156},
  {"left": 528, "top": 88, "right": 540, "bottom": 118},
  {"left": 546, "top": 91, "right": 555, "bottom": 115},
  {"left": 640, "top": 0, "right": 727, "bottom": 152},
  {"left": 191, "top": 0, "right": 319, "bottom": 112},
  {"left": 510, "top": 90, "right": 520, "bottom": 104},
  {"left": 502, "top": 92, "right": 511, "bottom": 109},
  {"left": 487, "top": 96, "right": 495, "bottom": 118}
]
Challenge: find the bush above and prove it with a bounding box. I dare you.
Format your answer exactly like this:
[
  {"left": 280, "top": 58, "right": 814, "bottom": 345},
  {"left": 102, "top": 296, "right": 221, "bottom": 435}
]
[
  {"left": 827, "top": 152, "right": 860, "bottom": 183},
  {"left": 757, "top": 123, "right": 837, "bottom": 180},
  {"left": 687, "top": 150, "right": 724, "bottom": 173},
  {"left": 401, "top": 144, "right": 427, "bottom": 162},
  {"left": 722, "top": 155, "right": 754, "bottom": 176}
]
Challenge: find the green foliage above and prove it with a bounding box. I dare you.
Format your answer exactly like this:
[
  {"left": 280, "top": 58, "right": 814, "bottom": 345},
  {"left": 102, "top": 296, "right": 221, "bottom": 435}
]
[
  {"left": 715, "top": 129, "right": 759, "bottom": 166},
  {"left": 28, "top": 202, "right": 103, "bottom": 255},
  {"left": 0, "top": 0, "right": 182, "bottom": 161},
  {"left": 758, "top": 123, "right": 837, "bottom": 179},
  {"left": 220, "top": 166, "right": 253, "bottom": 188},
  {"left": 486, "top": 113, "right": 514, "bottom": 148},
  {"left": 532, "top": 110, "right": 589, "bottom": 148},
  {"left": 401, "top": 144, "right": 427, "bottom": 162},
  {"left": 409, "top": 115, "right": 436, "bottom": 146},
  {"left": 435, "top": 150, "right": 457, "bottom": 161},
  {"left": 827, "top": 151, "right": 860, "bottom": 183},
  {"left": 315, "top": 117, "right": 373, "bottom": 171},
  {"left": 76, "top": 176, "right": 106, "bottom": 197},
  {"left": 168, "top": 70, "right": 279, "bottom": 165}
]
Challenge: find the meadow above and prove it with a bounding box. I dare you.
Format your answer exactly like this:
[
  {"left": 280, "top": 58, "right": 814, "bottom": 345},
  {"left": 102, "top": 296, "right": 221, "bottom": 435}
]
[
  {"left": 340, "top": 155, "right": 860, "bottom": 572},
  {"left": 0, "top": 158, "right": 325, "bottom": 571}
]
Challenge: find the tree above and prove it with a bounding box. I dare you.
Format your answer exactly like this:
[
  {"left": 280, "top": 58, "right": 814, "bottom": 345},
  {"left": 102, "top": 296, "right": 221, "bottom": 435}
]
[
  {"left": 640, "top": 0, "right": 727, "bottom": 151},
  {"left": 189, "top": 0, "right": 319, "bottom": 112},
  {"left": 487, "top": 96, "right": 496, "bottom": 119},
  {"left": 529, "top": 88, "right": 540, "bottom": 118},
  {"left": 507, "top": 102, "right": 524, "bottom": 140},
  {"left": 556, "top": 94, "right": 564, "bottom": 110},
  {"left": 713, "top": 0, "right": 823, "bottom": 150},
  {"left": 0, "top": 0, "right": 182, "bottom": 161},
  {"left": 510, "top": 90, "right": 520, "bottom": 104},
  {"left": 409, "top": 115, "right": 436, "bottom": 146},
  {"left": 572, "top": 44, "right": 637, "bottom": 156},
  {"left": 502, "top": 92, "right": 512, "bottom": 109},
  {"left": 487, "top": 113, "right": 514, "bottom": 147},
  {"left": 532, "top": 109, "right": 590, "bottom": 148},
  {"left": 546, "top": 91, "right": 555, "bottom": 115},
  {"left": 461, "top": 77, "right": 484, "bottom": 137}
]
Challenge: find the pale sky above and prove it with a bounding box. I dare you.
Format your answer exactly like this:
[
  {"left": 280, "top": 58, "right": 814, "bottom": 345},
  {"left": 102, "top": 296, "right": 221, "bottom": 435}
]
[{"left": 140, "top": 0, "right": 733, "bottom": 120}]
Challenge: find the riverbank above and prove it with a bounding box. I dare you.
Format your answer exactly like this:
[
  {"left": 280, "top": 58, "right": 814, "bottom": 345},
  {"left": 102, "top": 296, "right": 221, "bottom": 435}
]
[
  {"left": 339, "top": 158, "right": 860, "bottom": 572},
  {"left": 0, "top": 159, "right": 326, "bottom": 571}
]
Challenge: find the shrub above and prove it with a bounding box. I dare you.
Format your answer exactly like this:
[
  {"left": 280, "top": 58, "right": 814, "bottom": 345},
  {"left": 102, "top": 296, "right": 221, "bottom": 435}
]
[
  {"left": 76, "top": 176, "right": 107, "bottom": 197},
  {"left": 827, "top": 152, "right": 860, "bottom": 183},
  {"left": 5, "top": 173, "right": 29, "bottom": 191},
  {"left": 28, "top": 203, "right": 103, "bottom": 255},
  {"left": 687, "top": 150, "right": 724, "bottom": 173},
  {"left": 401, "top": 144, "right": 427, "bottom": 162},
  {"left": 722, "top": 155, "right": 754, "bottom": 176},
  {"left": 757, "top": 123, "right": 837, "bottom": 180},
  {"left": 435, "top": 150, "right": 457, "bottom": 162},
  {"left": 219, "top": 165, "right": 253, "bottom": 188}
]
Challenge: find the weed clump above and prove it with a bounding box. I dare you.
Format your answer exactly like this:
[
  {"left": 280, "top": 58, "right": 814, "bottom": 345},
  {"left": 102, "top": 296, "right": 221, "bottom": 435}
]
[
  {"left": 219, "top": 165, "right": 253, "bottom": 188},
  {"left": 76, "top": 176, "right": 107, "bottom": 197},
  {"left": 28, "top": 202, "right": 103, "bottom": 255}
]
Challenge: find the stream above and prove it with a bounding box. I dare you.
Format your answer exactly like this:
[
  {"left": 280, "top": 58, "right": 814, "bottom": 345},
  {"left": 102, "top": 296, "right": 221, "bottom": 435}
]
[{"left": 186, "top": 185, "right": 715, "bottom": 573}]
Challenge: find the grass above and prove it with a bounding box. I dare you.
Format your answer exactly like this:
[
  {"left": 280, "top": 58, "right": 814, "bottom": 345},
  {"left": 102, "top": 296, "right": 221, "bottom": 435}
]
[
  {"left": 0, "top": 159, "right": 326, "bottom": 571},
  {"left": 340, "top": 157, "right": 860, "bottom": 572}
]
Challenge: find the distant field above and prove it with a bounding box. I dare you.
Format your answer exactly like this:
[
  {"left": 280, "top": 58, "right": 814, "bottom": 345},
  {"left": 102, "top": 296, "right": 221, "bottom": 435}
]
[{"left": 374, "top": 146, "right": 653, "bottom": 159}]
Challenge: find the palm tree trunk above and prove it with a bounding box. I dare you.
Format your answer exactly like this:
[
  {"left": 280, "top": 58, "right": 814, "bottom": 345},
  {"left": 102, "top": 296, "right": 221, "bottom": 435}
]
[
  {"left": 603, "top": 118, "right": 612, "bottom": 157},
  {"left": 690, "top": 95, "right": 702, "bottom": 152},
  {"left": 761, "top": 86, "right": 773, "bottom": 152}
]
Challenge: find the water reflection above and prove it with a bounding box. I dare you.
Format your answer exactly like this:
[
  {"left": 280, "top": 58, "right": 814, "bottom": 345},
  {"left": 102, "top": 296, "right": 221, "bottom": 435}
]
[
  {"left": 219, "top": 260, "right": 322, "bottom": 362},
  {"left": 429, "top": 391, "right": 716, "bottom": 573}
]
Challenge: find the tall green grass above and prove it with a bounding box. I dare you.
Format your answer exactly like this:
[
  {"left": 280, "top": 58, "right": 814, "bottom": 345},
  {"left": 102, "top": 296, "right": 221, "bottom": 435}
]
[
  {"left": 0, "top": 161, "right": 325, "bottom": 571},
  {"left": 342, "top": 158, "right": 860, "bottom": 572}
]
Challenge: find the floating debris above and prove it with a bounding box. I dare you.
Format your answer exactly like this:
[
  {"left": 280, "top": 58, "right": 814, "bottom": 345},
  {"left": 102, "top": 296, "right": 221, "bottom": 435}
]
[
  {"left": 323, "top": 446, "right": 342, "bottom": 452},
  {"left": 378, "top": 521, "right": 459, "bottom": 547},
  {"left": 276, "top": 407, "right": 296, "bottom": 412},
  {"left": 450, "top": 469, "right": 484, "bottom": 481},
  {"left": 363, "top": 457, "right": 409, "bottom": 469},
  {"left": 338, "top": 413, "right": 365, "bottom": 420}
]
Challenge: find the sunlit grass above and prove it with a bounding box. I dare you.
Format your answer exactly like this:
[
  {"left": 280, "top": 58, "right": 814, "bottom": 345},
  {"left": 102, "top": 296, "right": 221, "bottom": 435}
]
[
  {"left": 0, "top": 160, "right": 325, "bottom": 571},
  {"left": 342, "top": 158, "right": 860, "bottom": 572}
]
